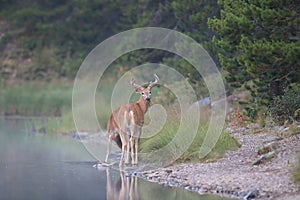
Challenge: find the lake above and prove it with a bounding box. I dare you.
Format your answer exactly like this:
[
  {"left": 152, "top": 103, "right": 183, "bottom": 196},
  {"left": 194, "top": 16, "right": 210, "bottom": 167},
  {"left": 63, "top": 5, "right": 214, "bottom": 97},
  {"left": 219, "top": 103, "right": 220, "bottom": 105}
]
[{"left": 0, "top": 117, "right": 231, "bottom": 200}]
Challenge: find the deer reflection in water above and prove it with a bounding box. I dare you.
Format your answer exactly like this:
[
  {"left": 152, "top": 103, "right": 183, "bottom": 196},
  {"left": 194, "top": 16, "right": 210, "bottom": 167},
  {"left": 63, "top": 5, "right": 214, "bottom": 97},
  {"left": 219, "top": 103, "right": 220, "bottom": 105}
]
[{"left": 106, "top": 168, "right": 139, "bottom": 200}]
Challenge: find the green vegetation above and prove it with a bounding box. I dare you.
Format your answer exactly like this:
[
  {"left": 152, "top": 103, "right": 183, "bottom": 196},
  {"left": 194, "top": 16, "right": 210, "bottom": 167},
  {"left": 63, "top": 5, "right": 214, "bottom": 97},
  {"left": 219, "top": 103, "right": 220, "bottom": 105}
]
[
  {"left": 1, "top": 0, "right": 298, "bottom": 123},
  {"left": 0, "top": 0, "right": 219, "bottom": 82},
  {"left": 208, "top": 0, "right": 300, "bottom": 121},
  {"left": 294, "top": 154, "right": 300, "bottom": 184},
  {"left": 0, "top": 78, "right": 239, "bottom": 163},
  {"left": 139, "top": 106, "right": 240, "bottom": 164},
  {"left": 0, "top": 1, "right": 299, "bottom": 164},
  {"left": 177, "top": 124, "right": 240, "bottom": 163},
  {"left": 269, "top": 83, "right": 300, "bottom": 124},
  {"left": 0, "top": 81, "right": 72, "bottom": 116}
]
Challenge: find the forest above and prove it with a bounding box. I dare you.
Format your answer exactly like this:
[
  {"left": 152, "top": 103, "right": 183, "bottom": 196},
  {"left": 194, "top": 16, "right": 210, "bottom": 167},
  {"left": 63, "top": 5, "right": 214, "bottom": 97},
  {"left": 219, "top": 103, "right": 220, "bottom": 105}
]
[
  {"left": 1, "top": 1, "right": 300, "bottom": 197},
  {"left": 0, "top": 0, "right": 299, "bottom": 124}
]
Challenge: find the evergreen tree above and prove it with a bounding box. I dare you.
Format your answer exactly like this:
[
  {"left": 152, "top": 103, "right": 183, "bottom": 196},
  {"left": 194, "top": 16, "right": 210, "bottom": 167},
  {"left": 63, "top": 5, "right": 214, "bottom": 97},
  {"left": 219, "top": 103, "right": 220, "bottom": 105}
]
[
  {"left": 208, "top": 0, "right": 300, "bottom": 117},
  {"left": 115, "top": 0, "right": 220, "bottom": 90},
  {"left": 1, "top": 0, "right": 221, "bottom": 84},
  {"left": 0, "top": 0, "right": 129, "bottom": 79}
]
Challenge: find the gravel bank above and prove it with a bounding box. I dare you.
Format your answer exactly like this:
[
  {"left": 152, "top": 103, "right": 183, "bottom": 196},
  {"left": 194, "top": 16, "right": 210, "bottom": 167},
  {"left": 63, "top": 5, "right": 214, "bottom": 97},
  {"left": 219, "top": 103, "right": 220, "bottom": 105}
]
[{"left": 137, "top": 125, "right": 300, "bottom": 199}]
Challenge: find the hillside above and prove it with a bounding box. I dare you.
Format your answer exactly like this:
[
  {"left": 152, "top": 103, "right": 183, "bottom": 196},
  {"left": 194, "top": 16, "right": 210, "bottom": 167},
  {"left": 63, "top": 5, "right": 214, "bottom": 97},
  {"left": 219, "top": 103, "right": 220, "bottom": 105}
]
[
  {"left": 0, "top": 2, "right": 299, "bottom": 198},
  {"left": 0, "top": 0, "right": 220, "bottom": 82}
]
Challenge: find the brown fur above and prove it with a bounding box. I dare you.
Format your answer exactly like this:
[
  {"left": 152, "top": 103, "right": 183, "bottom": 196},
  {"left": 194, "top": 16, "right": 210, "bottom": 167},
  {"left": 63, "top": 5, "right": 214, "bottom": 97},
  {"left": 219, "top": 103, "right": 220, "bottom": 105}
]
[{"left": 105, "top": 74, "right": 159, "bottom": 166}]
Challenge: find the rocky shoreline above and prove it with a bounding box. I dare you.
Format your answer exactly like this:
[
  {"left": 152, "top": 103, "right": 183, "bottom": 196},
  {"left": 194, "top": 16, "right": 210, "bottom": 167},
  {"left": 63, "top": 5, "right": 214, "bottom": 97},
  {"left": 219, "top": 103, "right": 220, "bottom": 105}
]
[{"left": 137, "top": 125, "right": 300, "bottom": 199}]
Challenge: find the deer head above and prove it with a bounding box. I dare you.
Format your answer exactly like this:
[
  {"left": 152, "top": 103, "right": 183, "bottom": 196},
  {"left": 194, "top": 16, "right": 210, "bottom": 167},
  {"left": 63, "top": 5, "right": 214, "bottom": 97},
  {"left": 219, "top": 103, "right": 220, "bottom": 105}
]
[{"left": 131, "top": 74, "right": 159, "bottom": 102}]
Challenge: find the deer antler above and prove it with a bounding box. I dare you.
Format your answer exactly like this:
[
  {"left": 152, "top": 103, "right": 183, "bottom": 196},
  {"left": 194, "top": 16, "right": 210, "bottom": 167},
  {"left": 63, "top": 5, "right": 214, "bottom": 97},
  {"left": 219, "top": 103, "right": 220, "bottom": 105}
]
[
  {"left": 147, "top": 74, "right": 159, "bottom": 89},
  {"left": 131, "top": 78, "right": 142, "bottom": 90}
]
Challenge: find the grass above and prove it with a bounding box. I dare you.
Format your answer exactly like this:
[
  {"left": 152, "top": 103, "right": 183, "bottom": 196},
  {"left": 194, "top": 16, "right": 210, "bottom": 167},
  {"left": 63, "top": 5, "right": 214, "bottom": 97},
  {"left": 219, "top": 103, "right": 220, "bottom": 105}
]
[
  {"left": 44, "top": 92, "right": 112, "bottom": 134},
  {"left": 294, "top": 154, "right": 300, "bottom": 184},
  {"left": 0, "top": 80, "right": 77, "bottom": 134},
  {"left": 139, "top": 124, "right": 240, "bottom": 165},
  {"left": 139, "top": 106, "right": 240, "bottom": 165},
  {"left": 0, "top": 79, "right": 113, "bottom": 133},
  {"left": 0, "top": 80, "right": 72, "bottom": 116},
  {"left": 0, "top": 79, "right": 240, "bottom": 164}
]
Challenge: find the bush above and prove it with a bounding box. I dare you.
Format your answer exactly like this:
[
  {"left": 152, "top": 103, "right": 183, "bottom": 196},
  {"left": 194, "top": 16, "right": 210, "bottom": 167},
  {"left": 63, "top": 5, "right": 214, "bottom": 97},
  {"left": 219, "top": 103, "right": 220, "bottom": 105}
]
[
  {"left": 268, "top": 83, "right": 300, "bottom": 125},
  {"left": 294, "top": 154, "right": 300, "bottom": 184}
]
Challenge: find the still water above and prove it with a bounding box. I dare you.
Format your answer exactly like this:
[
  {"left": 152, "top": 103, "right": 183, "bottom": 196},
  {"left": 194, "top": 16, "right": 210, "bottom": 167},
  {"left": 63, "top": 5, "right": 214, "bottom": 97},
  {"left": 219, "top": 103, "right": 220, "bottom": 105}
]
[{"left": 0, "top": 118, "right": 231, "bottom": 200}]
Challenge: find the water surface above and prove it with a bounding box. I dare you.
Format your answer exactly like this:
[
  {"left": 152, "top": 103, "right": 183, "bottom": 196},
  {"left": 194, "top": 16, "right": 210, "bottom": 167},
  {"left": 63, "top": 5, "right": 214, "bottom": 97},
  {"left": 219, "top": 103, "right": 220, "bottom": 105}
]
[{"left": 0, "top": 118, "right": 231, "bottom": 200}]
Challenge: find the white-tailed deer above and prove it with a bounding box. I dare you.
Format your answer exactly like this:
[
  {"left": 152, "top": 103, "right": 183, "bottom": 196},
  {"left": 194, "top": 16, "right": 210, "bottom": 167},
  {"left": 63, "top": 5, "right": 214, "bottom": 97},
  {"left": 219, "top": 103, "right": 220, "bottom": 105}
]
[{"left": 105, "top": 74, "right": 159, "bottom": 166}]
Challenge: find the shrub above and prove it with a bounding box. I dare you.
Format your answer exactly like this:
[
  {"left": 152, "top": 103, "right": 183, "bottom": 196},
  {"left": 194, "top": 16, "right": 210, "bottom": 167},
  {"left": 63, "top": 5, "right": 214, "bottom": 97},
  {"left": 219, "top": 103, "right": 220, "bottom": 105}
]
[
  {"left": 294, "top": 154, "right": 300, "bottom": 184},
  {"left": 268, "top": 83, "right": 300, "bottom": 125}
]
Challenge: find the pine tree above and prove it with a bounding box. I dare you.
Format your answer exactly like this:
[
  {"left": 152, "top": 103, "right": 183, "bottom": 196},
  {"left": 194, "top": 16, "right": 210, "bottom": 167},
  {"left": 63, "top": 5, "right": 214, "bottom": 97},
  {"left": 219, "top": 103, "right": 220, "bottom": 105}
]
[{"left": 208, "top": 0, "right": 300, "bottom": 117}]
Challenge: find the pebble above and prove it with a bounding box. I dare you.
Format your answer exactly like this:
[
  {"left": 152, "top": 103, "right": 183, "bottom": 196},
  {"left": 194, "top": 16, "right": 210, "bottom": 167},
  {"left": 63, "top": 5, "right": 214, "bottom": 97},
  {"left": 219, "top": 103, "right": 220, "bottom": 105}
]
[{"left": 137, "top": 125, "right": 300, "bottom": 199}]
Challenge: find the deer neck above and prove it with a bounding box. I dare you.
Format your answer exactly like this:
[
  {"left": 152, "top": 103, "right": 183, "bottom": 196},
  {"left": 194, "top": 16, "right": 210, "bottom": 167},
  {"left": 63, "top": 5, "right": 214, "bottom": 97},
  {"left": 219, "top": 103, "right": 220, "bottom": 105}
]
[{"left": 136, "top": 96, "right": 150, "bottom": 113}]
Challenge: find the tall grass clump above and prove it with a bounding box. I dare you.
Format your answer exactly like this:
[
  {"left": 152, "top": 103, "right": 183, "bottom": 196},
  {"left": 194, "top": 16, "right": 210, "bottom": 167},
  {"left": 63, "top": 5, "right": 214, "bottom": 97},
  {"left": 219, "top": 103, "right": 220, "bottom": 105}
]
[
  {"left": 293, "top": 154, "right": 300, "bottom": 184},
  {"left": 139, "top": 105, "right": 240, "bottom": 164},
  {"left": 0, "top": 81, "right": 76, "bottom": 134},
  {"left": 43, "top": 77, "right": 115, "bottom": 134},
  {"left": 0, "top": 81, "right": 72, "bottom": 116},
  {"left": 43, "top": 113, "right": 75, "bottom": 134}
]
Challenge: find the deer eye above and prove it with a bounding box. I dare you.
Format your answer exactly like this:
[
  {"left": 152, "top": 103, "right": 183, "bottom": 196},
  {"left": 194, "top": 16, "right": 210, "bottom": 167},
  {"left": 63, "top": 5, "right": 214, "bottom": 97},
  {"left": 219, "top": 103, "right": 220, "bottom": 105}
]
[
  {"left": 149, "top": 91, "right": 151, "bottom": 94},
  {"left": 141, "top": 92, "right": 144, "bottom": 95}
]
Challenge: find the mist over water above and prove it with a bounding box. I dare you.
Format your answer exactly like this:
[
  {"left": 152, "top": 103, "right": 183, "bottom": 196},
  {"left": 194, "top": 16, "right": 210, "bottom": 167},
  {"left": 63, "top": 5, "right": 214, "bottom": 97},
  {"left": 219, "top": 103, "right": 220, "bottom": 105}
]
[{"left": 0, "top": 118, "right": 231, "bottom": 200}]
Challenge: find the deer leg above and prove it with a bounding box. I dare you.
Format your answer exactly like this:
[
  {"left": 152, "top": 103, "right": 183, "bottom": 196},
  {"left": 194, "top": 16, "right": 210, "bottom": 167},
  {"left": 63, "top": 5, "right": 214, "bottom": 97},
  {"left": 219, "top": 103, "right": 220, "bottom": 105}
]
[
  {"left": 119, "top": 130, "right": 127, "bottom": 167},
  {"left": 125, "top": 131, "right": 130, "bottom": 165},
  {"left": 125, "top": 143, "right": 130, "bottom": 165},
  {"left": 134, "top": 138, "right": 139, "bottom": 165},
  {"left": 105, "top": 134, "right": 112, "bottom": 163},
  {"left": 120, "top": 142, "right": 126, "bottom": 167},
  {"left": 130, "top": 136, "right": 135, "bottom": 165},
  {"left": 130, "top": 125, "right": 137, "bottom": 165},
  {"left": 133, "top": 128, "right": 141, "bottom": 165}
]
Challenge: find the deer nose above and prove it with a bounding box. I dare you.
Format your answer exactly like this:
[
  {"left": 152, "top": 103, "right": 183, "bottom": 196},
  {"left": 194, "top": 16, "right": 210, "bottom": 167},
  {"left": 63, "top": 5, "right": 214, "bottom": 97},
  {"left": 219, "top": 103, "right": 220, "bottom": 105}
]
[{"left": 146, "top": 97, "right": 151, "bottom": 101}]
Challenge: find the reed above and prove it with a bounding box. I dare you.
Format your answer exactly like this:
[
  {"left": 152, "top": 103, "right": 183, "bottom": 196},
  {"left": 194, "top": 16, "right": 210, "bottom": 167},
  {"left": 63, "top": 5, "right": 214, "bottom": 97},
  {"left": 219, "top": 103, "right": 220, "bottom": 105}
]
[{"left": 0, "top": 81, "right": 72, "bottom": 116}]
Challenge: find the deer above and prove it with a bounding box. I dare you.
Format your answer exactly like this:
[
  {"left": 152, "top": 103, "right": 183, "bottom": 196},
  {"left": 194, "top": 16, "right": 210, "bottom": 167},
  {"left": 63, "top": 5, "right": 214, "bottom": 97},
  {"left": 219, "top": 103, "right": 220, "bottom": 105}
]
[{"left": 105, "top": 74, "right": 159, "bottom": 167}]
